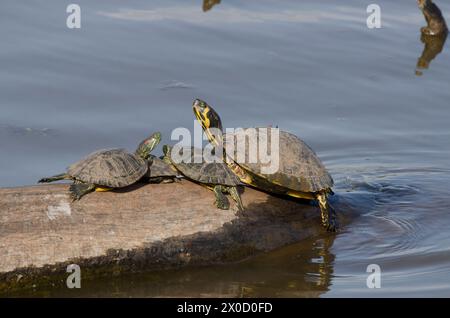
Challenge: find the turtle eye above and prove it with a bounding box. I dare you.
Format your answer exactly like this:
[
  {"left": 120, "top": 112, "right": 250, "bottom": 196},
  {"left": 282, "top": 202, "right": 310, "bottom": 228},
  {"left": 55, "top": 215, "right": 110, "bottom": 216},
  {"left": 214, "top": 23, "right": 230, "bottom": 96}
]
[{"left": 193, "top": 99, "right": 203, "bottom": 109}]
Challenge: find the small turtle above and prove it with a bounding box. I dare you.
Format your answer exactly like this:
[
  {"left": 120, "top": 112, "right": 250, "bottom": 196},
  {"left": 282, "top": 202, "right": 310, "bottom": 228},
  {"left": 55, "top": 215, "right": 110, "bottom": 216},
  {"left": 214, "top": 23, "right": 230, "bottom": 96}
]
[
  {"left": 163, "top": 145, "right": 243, "bottom": 210},
  {"left": 38, "top": 132, "right": 161, "bottom": 200},
  {"left": 193, "top": 99, "right": 337, "bottom": 231}
]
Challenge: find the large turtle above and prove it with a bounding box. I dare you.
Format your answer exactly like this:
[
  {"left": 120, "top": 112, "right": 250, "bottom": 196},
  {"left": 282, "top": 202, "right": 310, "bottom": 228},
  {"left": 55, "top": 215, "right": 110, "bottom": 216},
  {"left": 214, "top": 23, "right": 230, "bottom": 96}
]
[
  {"left": 38, "top": 132, "right": 161, "bottom": 200},
  {"left": 163, "top": 145, "right": 244, "bottom": 211},
  {"left": 192, "top": 99, "right": 337, "bottom": 231}
]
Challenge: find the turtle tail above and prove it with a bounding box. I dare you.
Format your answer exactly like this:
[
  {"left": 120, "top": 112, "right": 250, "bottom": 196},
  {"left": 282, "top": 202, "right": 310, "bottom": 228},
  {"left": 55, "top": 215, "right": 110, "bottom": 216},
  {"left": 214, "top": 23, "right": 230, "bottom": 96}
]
[{"left": 38, "top": 173, "right": 69, "bottom": 183}]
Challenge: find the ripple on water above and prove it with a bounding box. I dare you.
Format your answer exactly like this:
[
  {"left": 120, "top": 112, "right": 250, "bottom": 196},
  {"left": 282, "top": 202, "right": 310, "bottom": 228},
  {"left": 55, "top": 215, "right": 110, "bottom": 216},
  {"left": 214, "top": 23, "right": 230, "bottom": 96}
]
[
  {"left": 159, "top": 80, "right": 195, "bottom": 90},
  {"left": 328, "top": 167, "right": 450, "bottom": 296},
  {"left": 0, "top": 123, "right": 55, "bottom": 137}
]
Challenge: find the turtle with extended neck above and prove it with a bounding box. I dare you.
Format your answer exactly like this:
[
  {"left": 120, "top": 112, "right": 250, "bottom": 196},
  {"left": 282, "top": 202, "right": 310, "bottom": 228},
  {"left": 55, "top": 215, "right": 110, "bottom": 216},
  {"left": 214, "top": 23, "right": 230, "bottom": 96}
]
[{"left": 192, "top": 99, "right": 337, "bottom": 231}]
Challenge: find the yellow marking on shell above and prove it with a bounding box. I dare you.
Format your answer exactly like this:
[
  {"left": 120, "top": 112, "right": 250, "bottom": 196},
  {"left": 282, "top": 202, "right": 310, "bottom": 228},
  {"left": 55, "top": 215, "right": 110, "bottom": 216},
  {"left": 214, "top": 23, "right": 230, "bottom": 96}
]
[
  {"left": 239, "top": 175, "right": 255, "bottom": 186},
  {"left": 95, "top": 187, "right": 112, "bottom": 192},
  {"left": 226, "top": 155, "right": 314, "bottom": 199},
  {"left": 286, "top": 190, "right": 315, "bottom": 200}
]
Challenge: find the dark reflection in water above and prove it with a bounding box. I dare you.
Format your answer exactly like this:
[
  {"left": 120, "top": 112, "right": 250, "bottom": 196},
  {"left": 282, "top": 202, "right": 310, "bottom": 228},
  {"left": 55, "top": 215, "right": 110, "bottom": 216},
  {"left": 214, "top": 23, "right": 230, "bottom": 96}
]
[
  {"left": 6, "top": 235, "right": 336, "bottom": 297},
  {"left": 203, "top": 0, "right": 221, "bottom": 12},
  {"left": 415, "top": 32, "right": 447, "bottom": 76}
]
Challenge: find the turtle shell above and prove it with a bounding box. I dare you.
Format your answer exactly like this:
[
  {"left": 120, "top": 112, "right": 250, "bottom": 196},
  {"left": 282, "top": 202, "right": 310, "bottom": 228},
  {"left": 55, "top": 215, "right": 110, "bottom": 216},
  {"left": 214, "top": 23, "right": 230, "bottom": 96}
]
[
  {"left": 67, "top": 149, "right": 148, "bottom": 188},
  {"left": 167, "top": 147, "right": 240, "bottom": 186},
  {"left": 147, "top": 157, "right": 179, "bottom": 178},
  {"left": 224, "top": 128, "right": 333, "bottom": 193}
]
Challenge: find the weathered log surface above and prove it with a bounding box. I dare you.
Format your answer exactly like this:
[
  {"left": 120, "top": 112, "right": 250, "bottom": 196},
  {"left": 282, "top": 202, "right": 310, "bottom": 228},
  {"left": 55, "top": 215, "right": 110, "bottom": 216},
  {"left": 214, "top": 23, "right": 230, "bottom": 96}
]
[{"left": 0, "top": 181, "right": 326, "bottom": 292}]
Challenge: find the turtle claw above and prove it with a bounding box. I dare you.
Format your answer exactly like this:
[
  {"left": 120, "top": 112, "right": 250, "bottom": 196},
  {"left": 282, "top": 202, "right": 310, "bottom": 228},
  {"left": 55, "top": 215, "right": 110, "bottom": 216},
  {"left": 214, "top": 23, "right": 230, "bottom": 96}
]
[
  {"left": 323, "top": 212, "right": 338, "bottom": 232},
  {"left": 321, "top": 219, "right": 336, "bottom": 232},
  {"left": 70, "top": 193, "right": 80, "bottom": 202},
  {"left": 69, "top": 183, "right": 95, "bottom": 201},
  {"left": 69, "top": 189, "right": 82, "bottom": 202},
  {"left": 215, "top": 199, "right": 230, "bottom": 210},
  {"left": 213, "top": 185, "right": 230, "bottom": 210},
  {"left": 325, "top": 221, "right": 338, "bottom": 233},
  {"left": 324, "top": 211, "right": 338, "bottom": 232},
  {"left": 214, "top": 193, "right": 230, "bottom": 210}
]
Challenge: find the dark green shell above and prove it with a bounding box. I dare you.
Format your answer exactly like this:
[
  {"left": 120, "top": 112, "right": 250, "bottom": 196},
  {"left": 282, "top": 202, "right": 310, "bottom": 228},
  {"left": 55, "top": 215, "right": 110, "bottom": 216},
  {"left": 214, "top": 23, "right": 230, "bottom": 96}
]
[
  {"left": 67, "top": 149, "right": 147, "bottom": 188},
  {"left": 224, "top": 128, "right": 333, "bottom": 193},
  {"left": 167, "top": 147, "right": 240, "bottom": 186}
]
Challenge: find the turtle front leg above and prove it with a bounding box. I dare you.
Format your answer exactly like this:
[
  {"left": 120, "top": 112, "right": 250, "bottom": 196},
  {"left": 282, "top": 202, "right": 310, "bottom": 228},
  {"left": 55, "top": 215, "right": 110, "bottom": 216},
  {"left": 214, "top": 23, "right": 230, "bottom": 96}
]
[
  {"left": 213, "top": 185, "right": 230, "bottom": 210},
  {"left": 38, "top": 173, "right": 69, "bottom": 183},
  {"left": 316, "top": 192, "right": 338, "bottom": 232},
  {"left": 69, "top": 183, "right": 96, "bottom": 201},
  {"left": 227, "top": 186, "right": 244, "bottom": 211}
]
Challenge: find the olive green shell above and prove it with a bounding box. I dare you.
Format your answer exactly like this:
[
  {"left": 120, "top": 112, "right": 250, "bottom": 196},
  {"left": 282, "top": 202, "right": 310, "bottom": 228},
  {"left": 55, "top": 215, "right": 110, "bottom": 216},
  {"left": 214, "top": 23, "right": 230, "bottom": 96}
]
[
  {"left": 166, "top": 147, "right": 240, "bottom": 186},
  {"left": 147, "top": 157, "right": 179, "bottom": 178},
  {"left": 67, "top": 149, "right": 147, "bottom": 188},
  {"left": 224, "top": 128, "right": 333, "bottom": 193}
]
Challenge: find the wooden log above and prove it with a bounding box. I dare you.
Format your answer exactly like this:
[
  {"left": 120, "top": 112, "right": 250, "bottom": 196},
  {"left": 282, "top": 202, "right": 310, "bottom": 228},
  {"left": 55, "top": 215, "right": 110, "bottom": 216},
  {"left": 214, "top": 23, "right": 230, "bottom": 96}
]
[{"left": 0, "top": 180, "right": 326, "bottom": 293}]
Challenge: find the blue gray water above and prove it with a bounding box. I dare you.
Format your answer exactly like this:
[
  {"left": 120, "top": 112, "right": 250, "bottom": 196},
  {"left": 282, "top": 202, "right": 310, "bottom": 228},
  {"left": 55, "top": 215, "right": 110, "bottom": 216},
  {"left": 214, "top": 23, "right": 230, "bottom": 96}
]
[{"left": 1, "top": 0, "right": 450, "bottom": 297}]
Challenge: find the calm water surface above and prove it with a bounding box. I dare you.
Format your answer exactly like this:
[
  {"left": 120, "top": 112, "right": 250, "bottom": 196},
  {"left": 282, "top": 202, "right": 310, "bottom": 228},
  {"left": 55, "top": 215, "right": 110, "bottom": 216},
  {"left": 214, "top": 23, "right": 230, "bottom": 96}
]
[{"left": 1, "top": 0, "right": 450, "bottom": 297}]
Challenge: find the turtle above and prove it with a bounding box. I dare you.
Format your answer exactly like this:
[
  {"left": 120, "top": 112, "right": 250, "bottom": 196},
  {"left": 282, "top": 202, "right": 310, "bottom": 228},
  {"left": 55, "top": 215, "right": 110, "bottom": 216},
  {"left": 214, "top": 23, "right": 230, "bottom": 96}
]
[
  {"left": 163, "top": 145, "right": 244, "bottom": 211},
  {"left": 38, "top": 132, "right": 161, "bottom": 200},
  {"left": 192, "top": 99, "right": 337, "bottom": 231}
]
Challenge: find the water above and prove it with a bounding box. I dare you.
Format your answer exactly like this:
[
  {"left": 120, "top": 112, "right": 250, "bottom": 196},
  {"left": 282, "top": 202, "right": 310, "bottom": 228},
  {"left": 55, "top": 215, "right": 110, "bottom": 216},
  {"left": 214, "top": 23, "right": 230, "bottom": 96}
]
[{"left": 1, "top": 0, "right": 450, "bottom": 297}]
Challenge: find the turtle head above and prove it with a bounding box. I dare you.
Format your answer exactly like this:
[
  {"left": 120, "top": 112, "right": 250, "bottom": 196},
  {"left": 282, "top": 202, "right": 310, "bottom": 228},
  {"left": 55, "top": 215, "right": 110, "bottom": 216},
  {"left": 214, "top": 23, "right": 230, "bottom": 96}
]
[
  {"left": 417, "top": 0, "right": 429, "bottom": 9},
  {"left": 136, "top": 132, "right": 161, "bottom": 159},
  {"left": 161, "top": 145, "right": 173, "bottom": 165},
  {"left": 193, "top": 99, "right": 223, "bottom": 146},
  {"left": 162, "top": 144, "right": 171, "bottom": 157}
]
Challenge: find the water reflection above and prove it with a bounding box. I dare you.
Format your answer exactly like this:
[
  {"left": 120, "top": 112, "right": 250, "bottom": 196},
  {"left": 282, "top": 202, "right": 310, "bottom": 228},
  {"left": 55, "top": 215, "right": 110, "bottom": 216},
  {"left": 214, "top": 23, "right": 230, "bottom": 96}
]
[
  {"left": 311, "top": 236, "right": 335, "bottom": 289},
  {"left": 230, "top": 234, "right": 337, "bottom": 297},
  {"left": 415, "top": 32, "right": 447, "bottom": 76},
  {"left": 4, "top": 234, "right": 336, "bottom": 297},
  {"left": 203, "top": 0, "right": 221, "bottom": 12}
]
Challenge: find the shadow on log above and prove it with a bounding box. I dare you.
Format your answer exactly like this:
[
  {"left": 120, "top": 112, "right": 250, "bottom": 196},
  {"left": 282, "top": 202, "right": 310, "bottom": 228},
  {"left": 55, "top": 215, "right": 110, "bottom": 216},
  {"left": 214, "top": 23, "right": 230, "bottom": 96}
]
[{"left": 0, "top": 180, "right": 330, "bottom": 293}]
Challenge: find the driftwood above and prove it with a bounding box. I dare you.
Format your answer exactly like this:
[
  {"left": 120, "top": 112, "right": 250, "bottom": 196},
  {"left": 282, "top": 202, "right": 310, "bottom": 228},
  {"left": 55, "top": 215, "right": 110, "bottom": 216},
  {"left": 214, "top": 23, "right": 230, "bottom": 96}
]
[{"left": 0, "top": 180, "right": 327, "bottom": 293}]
